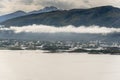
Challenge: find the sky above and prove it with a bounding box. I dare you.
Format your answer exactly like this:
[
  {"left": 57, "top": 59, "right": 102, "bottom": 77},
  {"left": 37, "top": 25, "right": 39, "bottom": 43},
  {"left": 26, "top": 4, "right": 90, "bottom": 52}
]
[{"left": 0, "top": 0, "right": 120, "bottom": 15}]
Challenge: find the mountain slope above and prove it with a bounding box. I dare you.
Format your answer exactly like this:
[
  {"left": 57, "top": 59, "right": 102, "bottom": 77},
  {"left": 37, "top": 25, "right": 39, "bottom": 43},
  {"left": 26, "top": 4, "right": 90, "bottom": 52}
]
[
  {"left": 0, "top": 6, "right": 59, "bottom": 23},
  {"left": 0, "top": 11, "right": 27, "bottom": 23},
  {"left": 1, "top": 6, "right": 120, "bottom": 28}
]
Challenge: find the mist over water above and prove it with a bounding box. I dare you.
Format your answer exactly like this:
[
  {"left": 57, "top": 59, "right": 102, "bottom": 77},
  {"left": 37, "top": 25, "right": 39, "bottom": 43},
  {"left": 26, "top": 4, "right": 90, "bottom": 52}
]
[
  {"left": 1, "top": 24, "right": 120, "bottom": 34},
  {"left": 0, "top": 24, "right": 120, "bottom": 41}
]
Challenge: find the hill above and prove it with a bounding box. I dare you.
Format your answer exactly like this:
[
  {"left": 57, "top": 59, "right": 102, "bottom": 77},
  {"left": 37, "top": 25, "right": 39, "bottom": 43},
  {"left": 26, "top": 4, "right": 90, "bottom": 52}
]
[
  {"left": 0, "top": 6, "right": 59, "bottom": 23},
  {"left": 1, "top": 6, "right": 120, "bottom": 28},
  {"left": 0, "top": 11, "right": 26, "bottom": 23}
]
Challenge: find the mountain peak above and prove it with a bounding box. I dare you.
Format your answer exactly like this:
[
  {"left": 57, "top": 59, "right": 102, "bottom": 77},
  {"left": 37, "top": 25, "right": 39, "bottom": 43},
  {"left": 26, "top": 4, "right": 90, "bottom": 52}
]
[
  {"left": 92, "top": 5, "right": 119, "bottom": 10},
  {"left": 39, "top": 6, "right": 59, "bottom": 12},
  {"left": 43, "top": 6, "right": 58, "bottom": 10},
  {"left": 100, "top": 5, "right": 114, "bottom": 8},
  {"left": 29, "top": 6, "right": 59, "bottom": 14},
  {"left": 13, "top": 10, "right": 26, "bottom": 14}
]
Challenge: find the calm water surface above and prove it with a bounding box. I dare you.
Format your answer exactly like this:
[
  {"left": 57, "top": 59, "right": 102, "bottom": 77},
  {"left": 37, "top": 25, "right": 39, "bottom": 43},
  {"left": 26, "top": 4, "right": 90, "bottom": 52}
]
[{"left": 0, "top": 50, "right": 120, "bottom": 80}]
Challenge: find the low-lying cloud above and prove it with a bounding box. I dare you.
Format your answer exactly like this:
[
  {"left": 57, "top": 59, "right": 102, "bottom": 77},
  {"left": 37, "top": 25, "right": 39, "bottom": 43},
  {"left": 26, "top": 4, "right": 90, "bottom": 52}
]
[{"left": 1, "top": 24, "right": 120, "bottom": 34}]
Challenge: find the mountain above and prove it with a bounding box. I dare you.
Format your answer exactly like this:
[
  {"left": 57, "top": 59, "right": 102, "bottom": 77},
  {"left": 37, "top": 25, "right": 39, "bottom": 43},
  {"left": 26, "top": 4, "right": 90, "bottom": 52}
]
[
  {"left": 1, "top": 6, "right": 120, "bottom": 28},
  {"left": 0, "top": 6, "right": 120, "bottom": 27},
  {"left": 28, "top": 6, "right": 59, "bottom": 14},
  {"left": 1, "top": 6, "right": 120, "bottom": 42},
  {"left": 0, "top": 11, "right": 26, "bottom": 23},
  {"left": 0, "top": 6, "right": 59, "bottom": 23}
]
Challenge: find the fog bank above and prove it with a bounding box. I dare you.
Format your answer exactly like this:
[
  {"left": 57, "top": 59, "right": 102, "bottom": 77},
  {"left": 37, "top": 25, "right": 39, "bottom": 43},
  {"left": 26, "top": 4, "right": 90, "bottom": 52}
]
[{"left": 1, "top": 24, "right": 120, "bottom": 34}]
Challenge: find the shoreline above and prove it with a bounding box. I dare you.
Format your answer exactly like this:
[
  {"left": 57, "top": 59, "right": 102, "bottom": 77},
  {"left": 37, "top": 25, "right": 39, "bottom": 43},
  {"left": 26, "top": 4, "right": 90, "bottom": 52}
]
[{"left": 0, "top": 49, "right": 120, "bottom": 55}]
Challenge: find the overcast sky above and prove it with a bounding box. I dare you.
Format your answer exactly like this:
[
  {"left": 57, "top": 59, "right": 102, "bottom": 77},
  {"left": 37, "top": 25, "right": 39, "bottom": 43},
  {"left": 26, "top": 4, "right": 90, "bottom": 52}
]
[{"left": 0, "top": 0, "right": 120, "bottom": 15}]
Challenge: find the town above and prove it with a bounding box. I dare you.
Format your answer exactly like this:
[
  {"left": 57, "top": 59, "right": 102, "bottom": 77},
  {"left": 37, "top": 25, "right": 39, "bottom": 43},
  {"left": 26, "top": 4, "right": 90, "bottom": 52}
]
[{"left": 0, "top": 39, "right": 120, "bottom": 54}]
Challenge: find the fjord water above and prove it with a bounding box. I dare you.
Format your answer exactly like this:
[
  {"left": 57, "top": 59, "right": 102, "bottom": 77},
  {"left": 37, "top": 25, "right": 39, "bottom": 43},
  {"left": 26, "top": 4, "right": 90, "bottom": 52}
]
[{"left": 0, "top": 50, "right": 120, "bottom": 80}]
